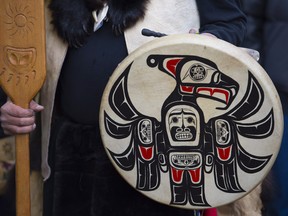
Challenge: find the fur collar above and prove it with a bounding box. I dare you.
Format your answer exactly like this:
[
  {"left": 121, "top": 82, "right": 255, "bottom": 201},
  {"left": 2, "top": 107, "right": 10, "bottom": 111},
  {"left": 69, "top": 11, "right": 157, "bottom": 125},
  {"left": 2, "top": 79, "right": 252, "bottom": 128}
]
[{"left": 49, "top": 0, "right": 149, "bottom": 47}]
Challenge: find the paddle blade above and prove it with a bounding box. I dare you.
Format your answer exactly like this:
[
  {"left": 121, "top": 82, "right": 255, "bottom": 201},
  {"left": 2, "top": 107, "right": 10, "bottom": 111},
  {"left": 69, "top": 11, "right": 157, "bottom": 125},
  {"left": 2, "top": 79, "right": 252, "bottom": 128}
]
[{"left": 0, "top": 0, "right": 46, "bottom": 107}]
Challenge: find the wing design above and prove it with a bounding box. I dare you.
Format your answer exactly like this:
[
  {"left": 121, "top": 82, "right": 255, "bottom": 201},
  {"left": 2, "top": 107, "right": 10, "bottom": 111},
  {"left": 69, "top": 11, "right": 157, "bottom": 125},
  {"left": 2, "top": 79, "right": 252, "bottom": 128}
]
[
  {"left": 104, "top": 61, "right": 162, "bottom": 191},
  {"left": 109, "top": 63, "right": 141, "bottom": 121},
  {"left": 207, "top": 72, "right": 274, "bottom": 192}
]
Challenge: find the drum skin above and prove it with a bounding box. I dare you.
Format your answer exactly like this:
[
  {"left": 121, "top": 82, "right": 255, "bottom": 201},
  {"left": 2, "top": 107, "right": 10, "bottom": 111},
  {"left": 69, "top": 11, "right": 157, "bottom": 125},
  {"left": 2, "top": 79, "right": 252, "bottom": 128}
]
[{"left": 99, "top": 34, "right": 284, "bottom": 209}]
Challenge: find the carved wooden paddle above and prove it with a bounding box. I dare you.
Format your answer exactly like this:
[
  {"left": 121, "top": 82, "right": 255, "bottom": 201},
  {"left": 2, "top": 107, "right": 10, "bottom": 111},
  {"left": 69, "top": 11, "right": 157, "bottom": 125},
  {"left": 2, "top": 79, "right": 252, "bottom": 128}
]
[{"left": 0, "top": 0, "right": 46, "bottom": 215}]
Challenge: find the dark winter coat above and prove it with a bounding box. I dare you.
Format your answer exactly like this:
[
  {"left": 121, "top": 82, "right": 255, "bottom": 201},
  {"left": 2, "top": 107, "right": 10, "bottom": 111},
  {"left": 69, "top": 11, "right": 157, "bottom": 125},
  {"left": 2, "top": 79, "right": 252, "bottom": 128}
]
[{"left": 242, "top": 0, "right": 288, "bottom": 94}]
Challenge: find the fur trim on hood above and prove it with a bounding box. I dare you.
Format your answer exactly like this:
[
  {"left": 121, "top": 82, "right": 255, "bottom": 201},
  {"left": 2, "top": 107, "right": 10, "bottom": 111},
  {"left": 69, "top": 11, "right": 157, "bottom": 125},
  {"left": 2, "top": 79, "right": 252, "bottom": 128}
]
[{"left": 49, "top": 0, "right": 149, "bottom": 47}]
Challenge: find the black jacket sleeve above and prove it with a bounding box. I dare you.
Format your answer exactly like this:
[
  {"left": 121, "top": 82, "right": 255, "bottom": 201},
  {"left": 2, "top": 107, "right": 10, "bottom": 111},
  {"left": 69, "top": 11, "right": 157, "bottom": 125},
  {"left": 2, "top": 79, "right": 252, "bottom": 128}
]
[
  {"left": 241, "top": 0, "right": 265, "bottom": 53},
  {"left": 196, "top": 0, "right": 247, "bottom": 46}
]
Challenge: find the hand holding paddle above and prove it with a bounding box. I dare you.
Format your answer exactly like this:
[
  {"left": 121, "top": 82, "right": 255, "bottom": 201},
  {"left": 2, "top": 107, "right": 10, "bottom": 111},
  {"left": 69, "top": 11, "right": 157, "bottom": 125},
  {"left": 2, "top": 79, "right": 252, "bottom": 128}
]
[{"left": 0, "top": 0, "right": 46, "bottom": 215}]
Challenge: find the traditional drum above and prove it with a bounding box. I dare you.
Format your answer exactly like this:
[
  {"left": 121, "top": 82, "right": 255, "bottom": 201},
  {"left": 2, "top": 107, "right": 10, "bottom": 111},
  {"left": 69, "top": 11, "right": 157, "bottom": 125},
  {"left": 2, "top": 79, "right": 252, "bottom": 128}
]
[{"left": 99, "top": 34, "right": 283, "bottom": 209}]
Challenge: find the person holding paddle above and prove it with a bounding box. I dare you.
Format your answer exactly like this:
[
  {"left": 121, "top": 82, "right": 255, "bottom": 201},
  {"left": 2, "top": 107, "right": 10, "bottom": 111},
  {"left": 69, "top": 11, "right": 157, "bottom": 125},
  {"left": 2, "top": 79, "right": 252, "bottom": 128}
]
[{"left": 0, "top": 0, "right": 256, "bottom": 215}]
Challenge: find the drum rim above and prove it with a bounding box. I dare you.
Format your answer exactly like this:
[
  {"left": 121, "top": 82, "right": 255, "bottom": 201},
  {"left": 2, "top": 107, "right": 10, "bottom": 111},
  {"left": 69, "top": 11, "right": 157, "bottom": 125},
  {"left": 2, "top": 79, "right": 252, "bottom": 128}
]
[{"left": 99, "top": 34, "right": 284, "bottom": 209}]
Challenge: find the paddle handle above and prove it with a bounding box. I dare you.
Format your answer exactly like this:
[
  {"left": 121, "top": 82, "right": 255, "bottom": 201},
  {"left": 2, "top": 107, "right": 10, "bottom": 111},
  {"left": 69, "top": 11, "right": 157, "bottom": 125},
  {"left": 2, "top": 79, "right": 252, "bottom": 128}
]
[
  {"left": 15, "top": 133, "right": 31, "bottom": 216},
  {"left": 13, "top": 102, "right": 31, "bottom": 216}
]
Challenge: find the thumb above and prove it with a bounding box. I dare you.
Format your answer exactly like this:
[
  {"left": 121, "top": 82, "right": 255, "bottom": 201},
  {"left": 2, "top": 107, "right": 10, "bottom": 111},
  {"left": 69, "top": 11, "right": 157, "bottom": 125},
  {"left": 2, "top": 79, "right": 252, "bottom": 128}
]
[
  {"left": 189, "top": 28, "right": 199, "bottom": 34},
  {"left": 29, "top": 100, "right": 44, "bottom": 112}
]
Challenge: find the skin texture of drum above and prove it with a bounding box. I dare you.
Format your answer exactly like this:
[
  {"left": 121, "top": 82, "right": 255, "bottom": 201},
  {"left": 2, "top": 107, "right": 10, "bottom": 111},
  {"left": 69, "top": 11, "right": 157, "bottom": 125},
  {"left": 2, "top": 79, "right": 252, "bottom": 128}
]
[{"left": 99, "top": 34, "right": 284, "bottom": 209}]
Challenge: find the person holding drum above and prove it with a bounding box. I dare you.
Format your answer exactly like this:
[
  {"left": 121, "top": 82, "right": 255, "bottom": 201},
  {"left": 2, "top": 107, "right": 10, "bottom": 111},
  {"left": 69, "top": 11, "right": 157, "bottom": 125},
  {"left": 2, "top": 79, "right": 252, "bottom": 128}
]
[{"left": 0, "top": 0, "right": 256, "bottom": 215}]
